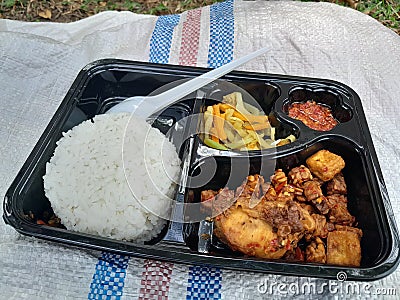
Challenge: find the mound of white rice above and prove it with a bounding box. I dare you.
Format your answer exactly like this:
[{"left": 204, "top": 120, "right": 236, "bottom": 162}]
[{"left": 43, "top": 113, "right": 181, "bottom": 242}]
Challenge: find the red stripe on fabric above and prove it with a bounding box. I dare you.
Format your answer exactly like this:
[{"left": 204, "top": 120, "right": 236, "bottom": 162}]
[
  {"left": 178, "top": 9, "right": 202, "bottom": 66},
  {"left": 139, "top": 260, "right": 174, "bottom": 300}
]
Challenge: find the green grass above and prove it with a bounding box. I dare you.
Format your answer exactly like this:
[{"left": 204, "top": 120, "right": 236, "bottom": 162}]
[
  {"left": 149, "top": 3, "right": 168, "bottom": 15},
  {"left": 357, "top": 0, "right": 399, "bottom": 32},
  {"left": 300, "top": 0, "right": 399, "bottom": 34},
  {"left": 123, "top": 1, "right": 140, "bottom": 12},
  {"left": 0, "top": 0, "right": 398, "bottom": 35},
  {"left": 3, "top": 0, "right": 16, "bottom": 8}
]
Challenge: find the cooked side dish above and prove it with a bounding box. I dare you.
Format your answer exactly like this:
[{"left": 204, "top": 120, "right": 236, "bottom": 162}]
[
  {"left": 288, "top": 100, "right": 338, "bottom": 131},
  {"left": 201, "top": 150, "right": 362, "bottom": 267},
  {"left": 203, "top": 92, "right": 295, "bottom": 150}
]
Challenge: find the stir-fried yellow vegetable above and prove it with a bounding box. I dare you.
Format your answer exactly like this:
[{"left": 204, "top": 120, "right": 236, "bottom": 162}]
[{"left": 203, "top": 92, "right": 296, "bottom": 150}]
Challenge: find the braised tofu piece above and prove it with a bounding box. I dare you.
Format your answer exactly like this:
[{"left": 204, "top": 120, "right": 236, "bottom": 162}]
[
  {"left": 327, "top": 230, "right": 361, "bottom": 267},
  {"left": 335, "top": 225, "right": 363, "bottom": 238},
  {"left": 306, "top": 150, "right": 345, "bottom": 182}
]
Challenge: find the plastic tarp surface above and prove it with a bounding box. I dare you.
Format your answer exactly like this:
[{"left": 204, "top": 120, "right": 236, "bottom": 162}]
[{"left": 1, "top": 1, "right": 399, "bottom": 298}]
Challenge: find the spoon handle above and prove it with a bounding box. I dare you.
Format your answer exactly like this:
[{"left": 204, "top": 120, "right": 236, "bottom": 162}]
[
  {"left": 147, "top": 47, "right": 269, "bottom": 113},
  {"left": 107, "top": 47, "right": 269, "bottom": 116}
]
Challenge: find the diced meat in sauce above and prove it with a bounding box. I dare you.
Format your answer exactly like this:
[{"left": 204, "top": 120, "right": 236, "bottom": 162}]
[
  {"left": 303, "top": 180, "right": 323, "bottom": 202},
  {"left": 263, "top": 170, "right": 298, "bottom": 202},
  {"left": 326, "top": 173, "right": 347, "bottom": 195},
  {"left": 270, "top": 169, "right": 288, "bottom": 191},
  {"left": 262, "top": 200, "right": 305, "bottom": 234},
  {"left": 288, "top": 100, "right": 338, "bottom": 131},
  {"left": 310, "top": 213, "right": 329, "bottom": 239},
  {"left": 235, "top": 174, "right": 265, "bottom": 199},
  {"left": 288, "top": 165, "right": 313, "bottom": 187},
  {"left": 201, "top": 188, "right": 235, "bottom": 215},
  {"left": 208, "top": 150, "right": 362, "bottom": 266},
  {"left": 302, "top": 180, "right": 330, "bottom": 214},
  {"left": 326, "top": 194, "right": 355, "bottom": 226},
  {"left": 313, "top": 196, "right": 330, "bottom": 215},
  {"left": 283, "top": 247, "right": 305, "bottom": 262},
  {"left": 306, "top": 237, "right": 327, "bottom": 264},
  {"left": 326, "top": 194, "right": 348, "bottom": 208}
]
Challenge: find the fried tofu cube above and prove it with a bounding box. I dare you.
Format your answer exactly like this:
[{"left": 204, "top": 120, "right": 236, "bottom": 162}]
[
  {"left": 327, "top": 230, "right": 361, "bottom": 267},
  {"left": 306, "top": 150, "right": 345, "bottom": 182}
]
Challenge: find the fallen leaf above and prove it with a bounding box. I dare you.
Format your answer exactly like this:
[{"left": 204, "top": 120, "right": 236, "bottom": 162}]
[
  {"left": 38, "top": 9, "right": 52, "bottom": 19},
  {"left": 99, "top": 1, "right": 106, "bottom": 6}
]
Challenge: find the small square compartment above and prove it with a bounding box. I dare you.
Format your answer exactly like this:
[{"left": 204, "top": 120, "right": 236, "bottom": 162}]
[{"left": 282, "top": 86, "right": 353, "bottom": 129}]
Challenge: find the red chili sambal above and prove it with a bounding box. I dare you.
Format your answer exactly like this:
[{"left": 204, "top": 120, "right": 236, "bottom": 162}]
[{"left": 288, "top": 100, "right": 338, "bottom": 131}]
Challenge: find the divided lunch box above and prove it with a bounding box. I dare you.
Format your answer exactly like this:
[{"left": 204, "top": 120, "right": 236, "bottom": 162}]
[{"left": 3, "top": 59, "right": 399, "bottom": 281}]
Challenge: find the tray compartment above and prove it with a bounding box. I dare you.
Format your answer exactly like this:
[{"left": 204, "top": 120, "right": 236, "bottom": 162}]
[
  {"left": 4, "top": 64, "right": 196, "bottom": 245},
  {"left": 195, "top": 80, "right": 299, "bottom": 155},
  {"left": 282, "top": 86, "right": 353, "bottom": 126},
  {"left": 183, "top": 137, "right": 390, "bottom": 268}
]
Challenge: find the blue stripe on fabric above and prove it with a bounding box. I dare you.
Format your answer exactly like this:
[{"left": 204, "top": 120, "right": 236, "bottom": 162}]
[
  {"left": 186, "top": 265, "right": 222, "bottom": 300},
  {"left": 207, "top": 0, "right": 235, "bottom": 68},
  {"left": 88, "top": 253, "right": 130, "bottom": 299},
  {"left": 149, "top": 14, "right": 181, "bottom": 64},
  {"left": 88, "top": 13, "right": 181, "bottom": 300},
  {"left": 185, "top": 2, "right": 236, "bottom": 298}
]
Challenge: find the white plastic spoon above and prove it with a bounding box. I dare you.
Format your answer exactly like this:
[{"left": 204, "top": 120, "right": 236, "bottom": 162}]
[{"left": 106, "top": 47, "right": 269, "bottom": 118}]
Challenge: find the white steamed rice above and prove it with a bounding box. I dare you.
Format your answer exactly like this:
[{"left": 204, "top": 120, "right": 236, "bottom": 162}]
[{"left": 43, "top": 113, "right": 181, "bottom": 242}]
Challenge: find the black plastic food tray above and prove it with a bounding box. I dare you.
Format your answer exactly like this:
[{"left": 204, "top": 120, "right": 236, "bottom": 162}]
[{"left": 3, "top": 59, "right": 399, "bottom": 281}]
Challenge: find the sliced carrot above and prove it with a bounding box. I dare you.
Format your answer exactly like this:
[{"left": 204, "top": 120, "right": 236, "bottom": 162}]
[
  {"left": 232, "top": 110, "right": 248, "bottom": 121},
  {"left": 232, "top": 111, "right": 269, "bottom": 125},
  {"left": 244, "top": 115, "right": 269, "bottom": 124},
  {"left": 218, "top": 103, "right": 235, "bottom": 111},
  {"left": 210, "top": 127, "right": 219, "bottom": 143},
  {"left": 219, "top": 103, "right": 269, "bottom": 125},
  {"left": 243, "top": 122, "right": 270, "bottom": 131}
]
